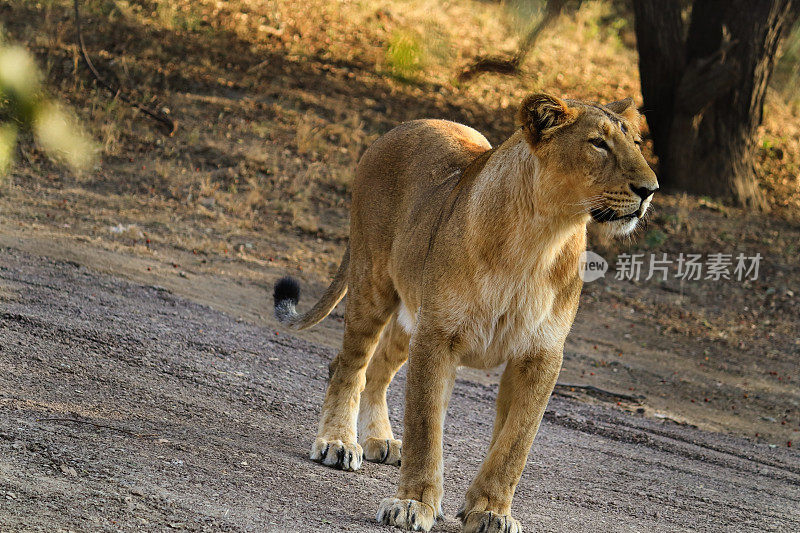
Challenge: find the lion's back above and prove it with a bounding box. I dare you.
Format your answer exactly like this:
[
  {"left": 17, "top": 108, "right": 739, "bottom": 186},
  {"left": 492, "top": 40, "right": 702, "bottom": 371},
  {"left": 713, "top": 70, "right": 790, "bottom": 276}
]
[
  {"left": 356, "top": 120, "right": 488, "bottom": 188},
  {"left": 351, "top": 119, "right": 489, "bottom": 221}
]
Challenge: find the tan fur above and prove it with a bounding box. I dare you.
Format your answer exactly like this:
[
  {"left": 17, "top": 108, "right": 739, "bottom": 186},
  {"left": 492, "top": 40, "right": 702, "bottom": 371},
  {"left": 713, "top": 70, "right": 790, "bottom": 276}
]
[{"left": 276, "top": 94, "right": 658, "bottom": 532}]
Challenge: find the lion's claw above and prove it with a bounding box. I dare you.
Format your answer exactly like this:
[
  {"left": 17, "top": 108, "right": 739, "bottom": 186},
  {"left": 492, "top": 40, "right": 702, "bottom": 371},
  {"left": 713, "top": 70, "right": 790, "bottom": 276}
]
[
  {"left": 458, "top": 508, "right": 522, "bottom": 533},
  {"left": 362, "top": 437, "right": 402, "bottom": 466},
  {"left": 376, "top": 497, "right": 436, "bottom": 531},
  {"left": 310, "top": 438, "right": 362, "bottom": 471}
]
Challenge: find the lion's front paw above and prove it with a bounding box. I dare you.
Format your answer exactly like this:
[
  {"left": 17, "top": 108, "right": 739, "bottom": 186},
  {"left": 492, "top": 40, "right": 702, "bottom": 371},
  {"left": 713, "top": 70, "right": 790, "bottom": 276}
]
[
  {"left": 458, "top": 509, "right": 522, "bottom": 533},
  {"left": 362, "top": 437, "right": 402, "bottom": 466},
  {"left": 310, "top": 438, "right": 363, "bottom": 471},
  {"left": 376, "top": 497, "right": 436, "bottom": 532}
]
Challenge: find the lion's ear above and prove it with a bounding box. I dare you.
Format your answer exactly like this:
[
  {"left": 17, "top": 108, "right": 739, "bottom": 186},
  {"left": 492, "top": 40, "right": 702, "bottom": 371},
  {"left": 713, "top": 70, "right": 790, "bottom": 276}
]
[
  {"left": 605, "top": 97, "right": 639, "bottom": 123},
  {"left": 518, "top": 93, "right": 576, "bottom": 143}
]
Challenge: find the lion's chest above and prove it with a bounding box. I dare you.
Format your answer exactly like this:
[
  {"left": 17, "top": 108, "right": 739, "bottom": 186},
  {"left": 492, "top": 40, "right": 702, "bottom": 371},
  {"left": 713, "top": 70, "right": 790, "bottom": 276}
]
[{"left": 455, "top": 279, "right": 568, "bottom": 369}]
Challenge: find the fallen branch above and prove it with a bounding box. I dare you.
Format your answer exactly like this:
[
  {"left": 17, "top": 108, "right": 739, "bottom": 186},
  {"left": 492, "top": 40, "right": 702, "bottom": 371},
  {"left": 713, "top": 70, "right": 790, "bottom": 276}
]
[
  {"left": 458, "top": 0, "right": 572, "bottom": 82},
  {"left": 73, "top": 0, "right": 177, "bottom": 135},
  {"left": 458, "top": 55, "right": 523, "bottom": 82},
  {"left": 553, "top": 382, "right": 643, "bottom": 403},
  {"left": 37, "top": 417, "right": 157, "bottom": 438}
]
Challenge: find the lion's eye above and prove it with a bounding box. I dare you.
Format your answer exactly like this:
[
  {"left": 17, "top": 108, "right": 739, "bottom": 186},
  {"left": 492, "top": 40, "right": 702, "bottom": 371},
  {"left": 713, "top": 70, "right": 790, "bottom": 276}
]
[
  {"left": 589, "top": 137, "right": 609, "bottom": 151},
  {"left": 634, "top": 139, "right": 642, "bottom": 147}
]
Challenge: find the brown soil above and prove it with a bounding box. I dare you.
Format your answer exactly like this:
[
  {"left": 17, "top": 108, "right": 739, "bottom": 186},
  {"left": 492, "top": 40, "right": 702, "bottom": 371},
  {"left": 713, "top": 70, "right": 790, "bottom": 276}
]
[{"left": 1, "top": 246, "right": 798, "bottom": 532}]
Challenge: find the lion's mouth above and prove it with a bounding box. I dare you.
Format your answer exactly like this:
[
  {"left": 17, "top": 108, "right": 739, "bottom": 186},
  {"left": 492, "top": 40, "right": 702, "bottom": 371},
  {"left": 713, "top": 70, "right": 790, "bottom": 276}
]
[{"left": 590, "top": 207, "right": 641, "bottom": 223}]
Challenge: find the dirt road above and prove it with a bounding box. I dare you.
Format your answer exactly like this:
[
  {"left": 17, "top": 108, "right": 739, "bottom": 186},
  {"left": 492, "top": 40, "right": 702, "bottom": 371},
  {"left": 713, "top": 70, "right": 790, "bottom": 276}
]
[{"left": 1, "top": 246, "right": 798, "bottom": 532}]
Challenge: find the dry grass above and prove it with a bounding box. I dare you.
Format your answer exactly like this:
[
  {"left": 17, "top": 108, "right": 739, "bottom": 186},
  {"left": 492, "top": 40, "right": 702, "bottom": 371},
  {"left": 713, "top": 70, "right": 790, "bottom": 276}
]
[
  {"left": 11, "top": 0, "right": 798, "bottom": 226},
  {"left": 1, "top": 0, "right": 796, "bottom": 259}
]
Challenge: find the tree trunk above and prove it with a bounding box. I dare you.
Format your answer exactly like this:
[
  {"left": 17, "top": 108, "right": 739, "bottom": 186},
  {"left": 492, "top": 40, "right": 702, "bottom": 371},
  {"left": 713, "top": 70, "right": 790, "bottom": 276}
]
[
  {"left": 632, "top": 0, "right": 685, "bottom": 167},
  {"left": 634, "top": 0, "right": 799, "bottom": 207}
]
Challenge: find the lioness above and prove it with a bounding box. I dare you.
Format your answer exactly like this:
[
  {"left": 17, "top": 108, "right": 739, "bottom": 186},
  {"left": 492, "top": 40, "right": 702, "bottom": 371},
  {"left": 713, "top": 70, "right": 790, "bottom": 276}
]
[{"left": 274, "top": 93, "right": 657, "bottom": 532}]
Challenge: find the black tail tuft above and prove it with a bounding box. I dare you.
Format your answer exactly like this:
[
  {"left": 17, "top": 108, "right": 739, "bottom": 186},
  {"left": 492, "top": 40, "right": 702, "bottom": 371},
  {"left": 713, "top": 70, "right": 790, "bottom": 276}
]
[{"left": 274, "top": 276, "right": 300, "bottom": 306}]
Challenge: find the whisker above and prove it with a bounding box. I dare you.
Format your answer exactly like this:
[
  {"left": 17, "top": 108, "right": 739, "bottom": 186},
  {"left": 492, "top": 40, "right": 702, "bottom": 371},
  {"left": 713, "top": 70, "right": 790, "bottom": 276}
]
[
  {"left": 571, "top": 194, "right": 604, "bottom": 204},
  {"left": 572, "top": 196, "right": 605, "bottom": 208},
  {"left": 570, "top": 197, "right": 607, "bottom": 217},
  {"left": 570, "top": 201, "right": 606, "bottom": 218}
]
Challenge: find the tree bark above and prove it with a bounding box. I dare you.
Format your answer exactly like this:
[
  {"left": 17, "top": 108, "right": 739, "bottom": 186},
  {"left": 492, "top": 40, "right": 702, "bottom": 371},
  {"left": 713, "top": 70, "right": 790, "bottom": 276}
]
[
  {"left": 632, "top": 0, "right": 685, "bottom": 164},
  {"left": 634, "top": 0, "right": 799, "bottom": 207}
]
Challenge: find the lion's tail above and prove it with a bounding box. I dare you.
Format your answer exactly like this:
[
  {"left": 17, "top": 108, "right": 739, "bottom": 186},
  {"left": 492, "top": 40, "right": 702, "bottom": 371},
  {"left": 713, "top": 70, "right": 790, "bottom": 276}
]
[{"left": 273, "top": 246, "right": 349, "bottom": 330}]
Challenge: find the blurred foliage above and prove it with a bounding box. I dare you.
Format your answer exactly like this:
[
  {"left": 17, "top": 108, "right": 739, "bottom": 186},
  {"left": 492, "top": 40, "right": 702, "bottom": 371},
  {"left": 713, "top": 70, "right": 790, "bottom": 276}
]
[
  {"left": 0, "top": 33, "right": 93, "bottom": 179},
  {"left": 505, "top": 0, "right": 549, "bottom": 36},
  {"left": 644, "top": 229, "right": 668, "bottom": 248},
  {"left": 386, "top": 29, "right": 425, "bottom": 80},
  {"left": 775, "top": 18, "right": 800, "bottom": 105},
  {"left": 156, "top": 2, "right": 203, "bottom": 32}
]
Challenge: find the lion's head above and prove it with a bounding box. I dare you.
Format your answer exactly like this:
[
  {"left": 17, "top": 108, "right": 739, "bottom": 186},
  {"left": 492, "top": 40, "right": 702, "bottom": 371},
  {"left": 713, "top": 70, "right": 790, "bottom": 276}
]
[{"left": 518, "top": 93, "right": 659, "bottom": 236}]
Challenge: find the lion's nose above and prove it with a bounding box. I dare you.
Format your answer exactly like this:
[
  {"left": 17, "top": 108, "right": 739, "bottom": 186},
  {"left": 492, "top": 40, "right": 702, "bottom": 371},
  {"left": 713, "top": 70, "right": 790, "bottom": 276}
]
[{"left": 629, "top": 183, "right": 658, "bottom": 200}]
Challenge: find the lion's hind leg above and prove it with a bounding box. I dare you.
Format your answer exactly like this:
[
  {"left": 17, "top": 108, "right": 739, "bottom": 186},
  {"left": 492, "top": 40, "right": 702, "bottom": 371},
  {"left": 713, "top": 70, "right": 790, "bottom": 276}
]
[
  {"left": 358, "top": 313, "right": 410, "bottom": 466},
  {"left": 310, "top": 276, "right": 397, "bottom": 471}
]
